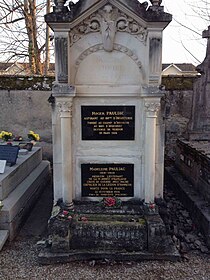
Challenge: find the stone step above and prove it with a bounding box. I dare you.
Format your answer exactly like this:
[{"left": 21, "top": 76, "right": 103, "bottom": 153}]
[
  {"left": 0, "top": 147, "right": 42, "bottom": 200},
  {"left": 0, "top": 230, "right": 9, "bottom": 251},
  {"left": 0, "top": 161, "right": 51, "bottom": 240}
]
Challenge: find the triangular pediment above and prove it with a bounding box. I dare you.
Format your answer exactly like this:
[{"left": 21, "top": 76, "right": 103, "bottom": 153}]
[
  {"left": 45, "top": 0, "right": 172, "bottom": 31},
  {"left": 70, "top": 0, "right": 148, "bottom": 28},
  {"left": 69, "top": 0, "right": 149, "bottom": 48},
  {"left": 71, "top": 0, "right": 149, "bottom": 24}
]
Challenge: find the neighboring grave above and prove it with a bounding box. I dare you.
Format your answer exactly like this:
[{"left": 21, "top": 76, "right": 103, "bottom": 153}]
[
  {"left": 170, "top": 26, "right": 210, "bottom": 248},
  {"left": 187, "top": 26, "right": 210, "bottom": 140},
  {"left": 41, "top": 0, "right": 179, "bottom": 262},
  {"left": 0, "top": 145, "right": 19, "bottom": 166}
]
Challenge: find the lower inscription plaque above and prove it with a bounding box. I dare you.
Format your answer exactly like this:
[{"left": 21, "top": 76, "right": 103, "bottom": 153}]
[{"left": 81, "top": 163, "right": 134, "bottom": 197}]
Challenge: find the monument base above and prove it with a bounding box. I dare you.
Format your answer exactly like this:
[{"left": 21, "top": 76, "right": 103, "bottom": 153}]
[{"left": 38, "top": 202, "right": 180, "bottom": 264}]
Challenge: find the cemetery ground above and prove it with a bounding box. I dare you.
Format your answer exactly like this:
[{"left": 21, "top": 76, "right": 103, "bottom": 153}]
[{"left": 0, "top": 182, "right": 209, "bottom": 280}]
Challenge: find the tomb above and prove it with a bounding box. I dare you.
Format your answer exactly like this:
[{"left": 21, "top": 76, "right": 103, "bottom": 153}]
[
  {"left": 0, "top": 146, "right": 50, "bottom": 250},
  {"left": 40, "top": 0, "right": 180, "bottom": 262},
  {"left": 166, "top": 26, "right": 210, "bottom": 248}
]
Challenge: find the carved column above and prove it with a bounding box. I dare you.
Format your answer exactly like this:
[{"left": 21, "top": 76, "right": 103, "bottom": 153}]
[
  {"left": 144, "top": 100, "right": 160, "bottom": 203},
  {"left": 56, "top": 96, "right": 74, "bottom": 209}
]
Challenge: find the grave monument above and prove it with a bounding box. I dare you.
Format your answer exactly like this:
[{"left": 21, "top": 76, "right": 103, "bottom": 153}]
[
  {"left": 40, "top": 0, "right": 179, "bottom": 262},
  {"left": 172, "top": 26, "right": 210, "bottom": 247}
]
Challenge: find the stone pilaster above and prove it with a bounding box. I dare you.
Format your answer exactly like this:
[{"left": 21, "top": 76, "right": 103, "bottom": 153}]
[
  {"left": 55, "top": 33, "right": 68, "bottom": 83},
  {"left": 53, "top": 84, "right": 75, "bottom": 208},
  {"left": 149, "top": 37, "right": 162, "bottom": 86},
  {"left": 144, "top": 99, "right": 160, "bottom": 203}
]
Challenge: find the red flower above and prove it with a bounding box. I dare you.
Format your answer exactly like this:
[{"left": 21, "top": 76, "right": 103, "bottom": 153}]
[
  {"left": 80, "top": 216, "right": 88, "bottom": 222},
  {"left": 104, "top": 197, "right": 116, "bottom": 207},
  {"left": 63, "top": 210, "right": 69, "bottom": 215},
  {"left": 149, "top": 203, "right": 156, "bottom": 209}
]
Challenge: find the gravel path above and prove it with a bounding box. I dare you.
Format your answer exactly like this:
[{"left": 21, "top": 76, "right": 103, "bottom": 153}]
[
  {"left": 0, "top": 238, "right": 209, "bottom": 280},
  {"left": 0, "top": 184, "right": 209, "bottom": 280}
]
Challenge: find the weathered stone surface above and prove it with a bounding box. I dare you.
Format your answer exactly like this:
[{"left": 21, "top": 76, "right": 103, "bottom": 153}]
[
  {"left": 165, "top": 166, "right": 210, "bottom": 249},
  {"left": 188, "top": 25, "right": 210, "bottom": 140},
  {"left": 0, "top": 161, "right": 51, "bottom": 240},
  {"left": 45, "top": 0, "right": 172, "bottom": 25},
  {"left": 0, "top": 147, "right": 42, "bottom": 200}
]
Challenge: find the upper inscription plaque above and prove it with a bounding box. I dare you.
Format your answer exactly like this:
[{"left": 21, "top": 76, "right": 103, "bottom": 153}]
[{"left": 81, "top": 106, "right": 135, "bottom": 140}]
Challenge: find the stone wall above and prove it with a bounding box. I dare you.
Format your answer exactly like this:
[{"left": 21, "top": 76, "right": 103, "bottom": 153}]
[
  {"left": 0, "top": 76, "right": 53, "bottom": 161},
  {"left": 162, "top": 76, "right": 196, "bottom": 160},
  {"left": 0, "top": 76, "right": 197, "bottom": 162}
]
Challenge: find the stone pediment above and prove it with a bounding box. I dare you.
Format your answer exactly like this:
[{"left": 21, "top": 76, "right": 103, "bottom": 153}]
[
  {"left": 69, "top": 2, "right": 149, "bottom": 49},
  {"left": 45, "top": 0, "right": 172, "bottom": 28}
]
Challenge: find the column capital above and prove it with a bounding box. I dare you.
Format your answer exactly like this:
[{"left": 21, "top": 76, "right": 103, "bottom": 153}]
[
  {"left": 57, "top": 99, "right": 73, "bottom": 118},
  {"left": 145, "top": 101, "right": 160, "bottom": 117}
]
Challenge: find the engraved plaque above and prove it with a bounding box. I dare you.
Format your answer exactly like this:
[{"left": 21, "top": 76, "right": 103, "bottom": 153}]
[
  {"left": 0, "top": 145, "right": 19, "bottom": 166},
  {"left": 81, "top": 106, "right": 135, "bottom": 140},
  {"left": 81, "top": 163, "right": 134, "bottom": 197}
]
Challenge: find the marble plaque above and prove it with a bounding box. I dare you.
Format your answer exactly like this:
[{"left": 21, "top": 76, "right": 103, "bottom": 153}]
[
  {"left": 81, "top": 163, "right": 134, "bottom": 197},
  {"left": 81, "top": 106, "right": 135, "bottom": 140},
  {"left": 0, "top": 145, "right": 19, "bottom": 166},
  {"left": 0, "top": 160, "right": 6, "bottom": 174}
]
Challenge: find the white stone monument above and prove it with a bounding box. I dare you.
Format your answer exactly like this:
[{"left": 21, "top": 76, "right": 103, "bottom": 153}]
[
  {"left": 46, "top": 0, "right": 172, "bottom": 208},
  {"left": 41, "top": 0, "right": 181, "bottom": 263}
]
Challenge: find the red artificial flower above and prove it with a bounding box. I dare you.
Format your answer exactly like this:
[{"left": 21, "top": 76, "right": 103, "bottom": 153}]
[
  {"left": 80, "top": 216, "right": 88, "bottom": 222},
  {"left": 105, "top": 197, "right": 116, "bottom": 207},
  {"left": 149, "top": 203, "right": 156, "bottom": 209}
]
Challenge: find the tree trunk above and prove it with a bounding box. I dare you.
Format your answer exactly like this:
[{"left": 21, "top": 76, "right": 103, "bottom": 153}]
[
  {"left": 44, "top": 0, "right": 51, "bottom": 76},
  {"left": 23, "top": 0, "right": 42, "bottom": 75}
]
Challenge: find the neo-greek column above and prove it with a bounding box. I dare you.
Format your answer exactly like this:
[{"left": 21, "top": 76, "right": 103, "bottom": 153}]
[
  {"left": 57, "top": 94, "right": 74, "bottom": 209},
  {"left": 144, "top": 99, "right": 160, "bottom": 203}
]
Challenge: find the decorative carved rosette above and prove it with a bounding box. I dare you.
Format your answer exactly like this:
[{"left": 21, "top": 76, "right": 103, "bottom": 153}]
[
  {"left": 70, "top": 4, "right": 148, "bottom": 48},
  {"left": 57, "top": 100, "right": 73, "bottom": 118}
]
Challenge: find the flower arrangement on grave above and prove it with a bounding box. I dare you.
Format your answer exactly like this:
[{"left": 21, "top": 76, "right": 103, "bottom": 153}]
[
  {"left": 100, "top": 197, "right": 122, "bottom": 208},
  {"left": 27, "top": 130, "right": 40, "bottom": 141},
  {"left": 144, "top": 201, "right": 157, "bottom": 214},
  {"left": 0, "top": 131, "right": 12, "bottom": 142}
]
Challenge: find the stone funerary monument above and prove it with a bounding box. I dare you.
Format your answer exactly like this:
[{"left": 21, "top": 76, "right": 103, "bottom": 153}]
[{"left": 41, "top": 0, "right": 178, "bottom": 262}]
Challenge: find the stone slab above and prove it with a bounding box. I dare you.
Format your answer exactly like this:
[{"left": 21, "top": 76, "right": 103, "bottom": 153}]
[
  {"left": 0, "top": 147, "right": 42, "bottom": 200},
  {"left": 38, "top": 243, "right": 180, "bottom": 264},
  {"left": 0, "top": 230, "right": 9, "bottom": 251},
  {"left": 0, "top": 161, "right": 51, "bottom": 240},
  {"left": 165, "top": 166, "right": 210, "bottom": 248}
]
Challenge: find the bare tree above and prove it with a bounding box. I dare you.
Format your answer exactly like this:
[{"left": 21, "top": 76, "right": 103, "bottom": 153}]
[
  {"left": 164, "top": 0, "right": 210, "bottom": 64},
  {"left": 0, "top": 0, "right": 53, "bottom": 75}
]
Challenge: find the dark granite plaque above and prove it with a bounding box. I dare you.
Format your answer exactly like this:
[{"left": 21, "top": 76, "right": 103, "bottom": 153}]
[
  {"left": 0, "top": 145, "right": 19, "bottom": 166},
  {"left": 81, "top": 106, "right": 135, "bottom": 140},
  {"left": 81, "top": 163, "right": 134, "bottom": 197}
]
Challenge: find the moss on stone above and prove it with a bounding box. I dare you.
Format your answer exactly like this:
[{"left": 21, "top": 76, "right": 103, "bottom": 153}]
[{"left": 0, "top": 75, "right": 54, "bottom": 91}]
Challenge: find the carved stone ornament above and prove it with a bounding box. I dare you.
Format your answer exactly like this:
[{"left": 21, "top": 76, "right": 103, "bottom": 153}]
[
  {"left": 150, "top": 0, "right": 162, "bottom": 6},
  {"left": 145, "top": 102, "right": 160, "bottom": 113},
  {"left": 54, "top": 0, "right": 66, "bottom": 12},
  {"left": 75, "top": 43, "right": 142, "bottom": 70},
  {"left": 57, "top": 100, "right": 73, "bottom": 117},
  {"left": 70, "top": 4, "right": 148, "bottom": 49}
]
